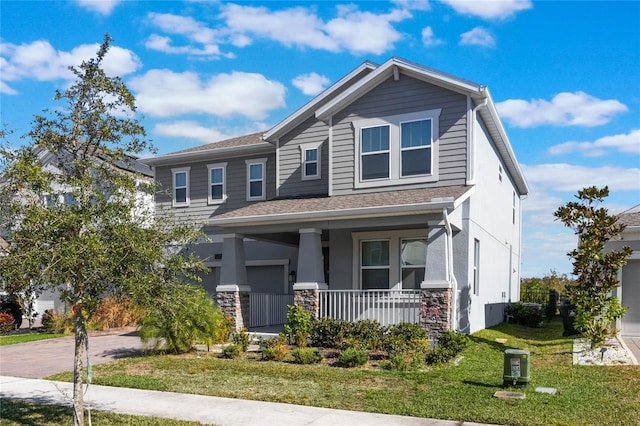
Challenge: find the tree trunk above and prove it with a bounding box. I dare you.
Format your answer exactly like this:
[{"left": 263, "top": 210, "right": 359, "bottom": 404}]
[{"left": 73, "top": 305, "right": 87, "bottom": 426}]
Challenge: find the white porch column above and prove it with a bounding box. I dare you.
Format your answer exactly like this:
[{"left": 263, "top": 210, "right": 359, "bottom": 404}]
[
  {"left": 421, "top": 219, "right": 453, "bottom": 341},
  {"left": 294, "top": 228, "right": 327, "bottom": 290},
  {"left": 216, "top": 234, "right": 250, "bottom": 331},
  {"left": 422, "top": 220, "right": 451, "bottom": 289},
  {"left": 293, "top": 228, "right": 326, "bottom": 319}
]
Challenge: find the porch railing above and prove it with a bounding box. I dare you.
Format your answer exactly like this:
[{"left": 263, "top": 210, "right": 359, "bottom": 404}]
[
  {"left": 318, "top": 290, "right": 421, "bottom": 326},
  {"left": 250, "top": 293, "right": 294, "bottom": 328}
]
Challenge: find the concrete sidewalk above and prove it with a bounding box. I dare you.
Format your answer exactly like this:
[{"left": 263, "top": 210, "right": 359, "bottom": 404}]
[{"left": 0, "top": 376, "right": 492, "bottom": 426}]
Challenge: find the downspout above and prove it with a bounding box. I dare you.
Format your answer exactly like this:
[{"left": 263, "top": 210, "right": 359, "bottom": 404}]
[{"left": 443, "top": 209, "right": 458, "bottom": 331}]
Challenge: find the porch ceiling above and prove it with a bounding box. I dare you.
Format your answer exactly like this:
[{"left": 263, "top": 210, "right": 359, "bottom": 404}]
[{"left": 209, "top": 185, "right": 473, "bottom": 228}]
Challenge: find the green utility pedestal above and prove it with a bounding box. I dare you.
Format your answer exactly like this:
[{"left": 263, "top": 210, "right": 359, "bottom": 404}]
[{"left": 503, "top": 349, "right": 530, "bottom": 387}]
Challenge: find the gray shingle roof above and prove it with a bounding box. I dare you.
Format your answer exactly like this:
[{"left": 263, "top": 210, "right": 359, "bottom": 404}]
[
  {"left": 169, "top": 132, "right": 265, "bottom": 155},
  {"left": 618, "top": 209, "right": 640, "bottom": 227},
  {"left": 210, "top": 185, "right": 472, "bottom": 225}
]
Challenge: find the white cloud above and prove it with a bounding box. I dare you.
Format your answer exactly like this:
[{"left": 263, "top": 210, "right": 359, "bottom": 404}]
[
  {"left": 128, "top": 69, "right": 286, "bottom": 120},
  {"left": 441, "top": 0, "right": 532, "bottom": 19},
  {"left": 421, "top": 26, "right": 444, "bottom": 46},
  {"left": 220, "top": 3, "right": 407, "bottom": 55},
  {"left": 521, "top": 163, "right": 640, "bottom": 192},
  {"left": 145, "top": 34, "right": 223, "bottom": 56},
  {"left": 392, "top": 0, "right": 431, "bottom": 11},
  {"left": 497, "top": 92, "right": 628, "bottom": 128},
  {"left": 145, "top": 13, "right": 226, "bottom": 57},
  {"left": 154, "top": 121, "right": 269, "bottom": 143},
  {"left": 548, "top": 129, "right": 640, "bottom": 157},
  {"left": 292, "top": 72, "right": 330, "bottom": 96},
  {"left": 0, "top": 40, "right": 141, "bottom": 94},
  {"left": 76, "top": 0, "right": 120, "bottom": 15},
  {"left": 459, "top": 27, "right": 495, "bottom": 47}
]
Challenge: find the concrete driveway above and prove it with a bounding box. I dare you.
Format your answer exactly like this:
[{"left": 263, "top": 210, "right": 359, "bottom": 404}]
[{"left": 0, "top": 328, "right": 145, "bottom": 378}]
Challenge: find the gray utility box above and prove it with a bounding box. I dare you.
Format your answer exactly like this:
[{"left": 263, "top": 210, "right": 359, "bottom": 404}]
[{"left": 503, "top": 349, "right": 530, "bottom": 387}]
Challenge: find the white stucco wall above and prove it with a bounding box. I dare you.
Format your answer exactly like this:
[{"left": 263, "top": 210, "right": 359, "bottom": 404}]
[{"left": 462, "top": 118, "right": 523, "bottom": 333}]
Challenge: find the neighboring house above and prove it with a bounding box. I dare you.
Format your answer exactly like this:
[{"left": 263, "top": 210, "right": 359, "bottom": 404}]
[
  {"left": 606, "top": 205, "right": 640, "bottom": 337},
  {"left": 0, "top": 147, "right": 154, "bottom": 318},
  {"left": 144, "top": 57, "right": 529, "bottom": 336}
]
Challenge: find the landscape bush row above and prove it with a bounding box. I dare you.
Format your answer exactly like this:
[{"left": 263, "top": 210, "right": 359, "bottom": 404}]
[{"left": 222, "top": 306, "right": 470, "bottom": 371}]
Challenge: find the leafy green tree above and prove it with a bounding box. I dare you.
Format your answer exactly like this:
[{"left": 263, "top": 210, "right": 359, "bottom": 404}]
[
  {"left": 0, "top": 35, "right": 204, "bottom": 425},
  {"left": 554, "top": 186, "right": 632, "bottom": 347}
]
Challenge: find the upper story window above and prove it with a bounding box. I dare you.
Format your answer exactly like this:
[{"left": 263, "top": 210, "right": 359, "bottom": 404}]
[
  {"left": 171, "top": 167, "right": 190, "bottom": 207},
  {"left": 43, "top": 192, "right": 76, "bottom": 207},
  {"left": 300, "top": 142, "right": 322, "bottom": 180},
  {"left": 401, "top": 119, "right": 432, "bottom": 176},
  {"left": 246, "top": 158, "right": 266, "bottom": 201},
  {"left": 207, "top": 163, "right": 227, "bottom": 205},
  {"left": 361, "top": 125, "right": 390, "bottom": 180},
  {"left": 354, "top": 109, "right": 441, "bottom": 189}
]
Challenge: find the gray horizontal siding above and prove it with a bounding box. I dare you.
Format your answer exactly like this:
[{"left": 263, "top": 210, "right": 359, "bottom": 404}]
[
  {"left": 154, "top": 152, "right": 276, "bottom": 226},
  {"left": 278, "top": 116, "right": 329, "bottom": 197},
  {"left": 331, "top": 75, "right": 468, "bottom": 195}
]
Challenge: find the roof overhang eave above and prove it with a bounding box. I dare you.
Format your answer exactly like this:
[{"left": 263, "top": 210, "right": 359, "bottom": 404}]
[
  {"left": 141, "top": 142, "right": 273, "bottom": 167},
  {"left": 209, "top": 192, "right": 472, "bottom": 228},
  {"left": 479, "top": 88, "right": 529, "bottom": 195},
  {"left": 264, "top": 61, "right": 378, "bottom": 141},
  {"left": 315, "top": 57, "right": 484, "bottom": 122}
]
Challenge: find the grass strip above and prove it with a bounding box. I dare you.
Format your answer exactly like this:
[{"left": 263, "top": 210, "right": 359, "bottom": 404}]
[
  {"left": 47, "top": 319, "right": 640, "bottom": 425},
  {"left": 0, "top": 333, "right": 65, "bottom": 346},
  {"left": 0, "top": 398, "right": 208, "bottom": 425}
]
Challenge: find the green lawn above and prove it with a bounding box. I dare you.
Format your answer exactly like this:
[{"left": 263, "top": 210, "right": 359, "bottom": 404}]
[
  {"left": 47, "top": 319, "right": 640, "bottom": 426},
  {"left": 0, "top": 332, "right": 65, "bottom": 346},
  {"left": 0, "top": 399, "right": 205, "bottom": 425}
]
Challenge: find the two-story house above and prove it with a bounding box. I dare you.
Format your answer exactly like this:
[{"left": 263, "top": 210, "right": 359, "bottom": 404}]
[{"left": 144, "top": 57, "right": 529, "bottom": 337}]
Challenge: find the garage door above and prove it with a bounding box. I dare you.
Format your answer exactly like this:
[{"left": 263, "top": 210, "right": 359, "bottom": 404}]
[{"left": 622, "top": 259, "right": 640, "bottom": 336}]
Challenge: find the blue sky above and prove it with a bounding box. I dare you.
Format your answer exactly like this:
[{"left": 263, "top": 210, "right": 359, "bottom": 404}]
[{"left": 1, "top": 0, "right": 639, "bottom": 278}]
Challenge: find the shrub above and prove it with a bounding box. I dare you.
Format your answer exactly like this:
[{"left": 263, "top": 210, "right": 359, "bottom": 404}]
[
  {"left": 337, "top": 348, "right": 369, "bottom": 368},
  {"left": 0, "top": 312, "right": 14, "bottom": 332},
  {"left": 384, "top": 322, "right": 429, "bottom": 353},
  {"left": 222, "top": 343, "right": 242, "bottom": 359},
  {"left": 261, "top": 337, "right": 289, "bottom": 361},
  {"left": 291, "top": 347, "right": 323, "bottom": 364},
  {"left": 437, "top": 330, "right": 469, "bottom": 354},
  {"left": 231, "top": 328, "right": 250, "bottom": 352},
  {"left": 40, "top": 309, "right": 56, "bottom": 332},
  {"left": 506, "top": 302, "right": 544, "bottom": 327},
  {"left": 91, "top": 296, "right": 144, "bottom": 330},
  {"left": 310, "top": 317, "right": 349, "bottom": 348},
  {"left": 40, "top": 310, "right": 75, "bottom": 334},
  {"left": 347, "top": 320, "right": 386, "bottom": 351},
  {"left": 139, "top": 284, "right": 227, "bottom": 354},
  {"left": 284, "top": 305, "right": 313, "bottom": 347}
]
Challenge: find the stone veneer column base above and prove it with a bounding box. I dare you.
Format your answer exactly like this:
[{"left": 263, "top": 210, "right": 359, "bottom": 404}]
[
  {"left": 420, "top": 288, "right": 452, "bottom": 343},
  {"left": 294, "top": 289, "right": 320, "bottom": 320},
  {"left": 216, "top": 290, "right": 250, "bottom": 331}
]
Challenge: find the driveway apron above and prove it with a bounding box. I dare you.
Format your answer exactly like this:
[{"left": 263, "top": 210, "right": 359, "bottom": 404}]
[{"left": 0, "top": 328, "right": 144, "bottom": 378}]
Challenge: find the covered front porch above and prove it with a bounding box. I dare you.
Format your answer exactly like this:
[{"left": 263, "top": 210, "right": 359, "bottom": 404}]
[{"left": 207, "top": 186, "right": 472, "bottom": 339}]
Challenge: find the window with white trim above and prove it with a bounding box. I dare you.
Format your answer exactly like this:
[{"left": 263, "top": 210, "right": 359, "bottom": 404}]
[
  {"left": 171, "top": 167, "right": 190, "bottom": 207},
  {"left": 207, "top": 163, "right": 227, "bottom": 204},
  {"left": 401, "top": 119, "right": 432, "bottom": 176},
  {"left": 300, "top": 142, "right": 322, "bottom": 180},
  {"left": 361, "top": 240, "right": 390, "bottom": 289},
  {"left": 473, "top": 238, "right": 480, "bottom": 295},
  {"left": 401, "top": 238, "right": 427, "bottom": 289},
  {"left": 354, "top": 109, "right": 440, "bottom": 188},
  {"left": 246, "top": 158, "right": 266, "bottom": 201},
  {"left": 361, "top": 125, "right": 390, "bottom": 180}
]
